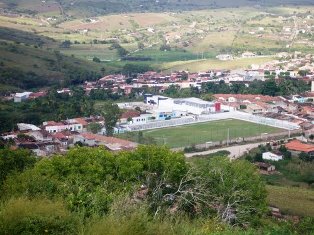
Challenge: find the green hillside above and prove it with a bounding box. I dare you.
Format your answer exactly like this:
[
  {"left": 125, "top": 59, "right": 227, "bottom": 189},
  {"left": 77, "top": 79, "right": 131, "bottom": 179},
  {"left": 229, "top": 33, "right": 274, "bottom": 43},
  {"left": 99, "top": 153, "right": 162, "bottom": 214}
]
[
  {"left": 1, "top": 0, "right": 312, "bottom": 17},
  {"left": 0, "top": 28, "right": 120, "bottom": 94}
]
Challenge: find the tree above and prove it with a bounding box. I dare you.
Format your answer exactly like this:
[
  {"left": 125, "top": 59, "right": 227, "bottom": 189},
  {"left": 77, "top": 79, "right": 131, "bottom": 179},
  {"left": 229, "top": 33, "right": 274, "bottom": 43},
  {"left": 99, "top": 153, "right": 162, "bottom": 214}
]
[
  {"left": 201, "top": 93, "right": 215, "bottom": 101},
  {"left": 93, "top": 57, "right": 101, "bottom": 63},
  {"left": 299, "top": 152, "right": 314, "bottom": 162},
  {"left": 147, "top": 157, "right": 267, "bottom": 225},
  {"left": 197, "top": 157, "right": 267, "bottom": 225},
  {"left": 101, "top": 67, "right": 106, "bottom": 75},
  {"left": 122, "top": 63, "right": 152, "bottom": 75},
  {"left": 60, "top": 40, "right": 72, "bottom": 48},
  {"left": 87, "top": 123, "right": 102, "bottom": 134},
  {"left": 160, "top": 43, "right": 171, "bottom": 51},
  {"left": 0, "top": 198, "right": 81, "bottom": 235},
  {"left": 181, "top": 72, "right": 188, "bottom": 80},
  {"left": 278, "top": 145, "right": 291, "bottom": 160},
  {"left": 298, "top": 70, "right": 309, "bottom": 77},
  {"left": 135, "top": 106, "right": 142, "bottom": 113},
  {"left": 262, "top": 79, "right": 279, "bottom": 96},
  {"left": 137, "top": 42, "right": 144, "bottom": 50},
  {"left": 164, "top": 84, "right": 181, "bottom": 97},
  {"left": 101, "top": 102, "right": 122, "bottom": 136},
  {"left": 0, "top": 148, "right": 36, "bottom": 188}
]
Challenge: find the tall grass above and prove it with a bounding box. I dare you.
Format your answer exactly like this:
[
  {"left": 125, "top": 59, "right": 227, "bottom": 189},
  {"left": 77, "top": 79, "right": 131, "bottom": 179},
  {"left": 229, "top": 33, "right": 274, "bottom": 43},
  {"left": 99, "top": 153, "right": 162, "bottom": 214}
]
[{"left": 0, "top": 197, "right": 82, "bottom": 235}]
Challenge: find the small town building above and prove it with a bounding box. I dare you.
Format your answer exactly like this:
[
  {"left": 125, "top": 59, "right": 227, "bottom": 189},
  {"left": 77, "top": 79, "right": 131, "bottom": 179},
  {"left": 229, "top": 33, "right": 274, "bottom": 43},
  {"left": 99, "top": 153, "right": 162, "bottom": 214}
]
[
  {"left": 255, "top": 162, "right": 276, "bottom": 173},
  {"left": 73, "top": 133, "right": 137, "bottom": 151},
  {"left": 43, "top": 120, "right": 83, "bottom": 133},
  {"left": 262, "top": 152, "right": 283, "bottom": 161},
  {"left": 17, "top": 123, "right": 41, "bottom": 131},
  {"left": 14, "top": 92, "right": 33, "bottom": 102},
  {"left": 145, "top": 95, "right": 221, "bottom": 116},
  {"left": 285, "top": 140, "right": 314, "bottom": 156},
  {"left": 216, "top": 54, "right": 234, "bottom": 61},
  {"left": 242, "top": 52, "right": 256, "bottom": 58}
]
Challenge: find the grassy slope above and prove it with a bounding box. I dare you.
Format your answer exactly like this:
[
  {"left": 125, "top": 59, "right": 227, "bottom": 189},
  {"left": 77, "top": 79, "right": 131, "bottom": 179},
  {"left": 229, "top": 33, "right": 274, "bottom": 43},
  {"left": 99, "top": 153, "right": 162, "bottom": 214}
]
[
  {"left": 1, "top": 5, "right": 313, "bottom": 65},
  {"left": 267, "top": 185, "right": 314, "bottom": 217},
  {"left": 0, "top": 26, "right": 124, "bottom": 92},
  {"left": 0, "top": 42, "right": 102, "bottom": 75},
  {"left": 121, "top": 119, "right": 282, "bottom": 148},
  {"left": 162, "top": 57, "right": 274, "bottom": 72},
  {"left": 3, "top": 0, "right": 312, "bottom": 16}
]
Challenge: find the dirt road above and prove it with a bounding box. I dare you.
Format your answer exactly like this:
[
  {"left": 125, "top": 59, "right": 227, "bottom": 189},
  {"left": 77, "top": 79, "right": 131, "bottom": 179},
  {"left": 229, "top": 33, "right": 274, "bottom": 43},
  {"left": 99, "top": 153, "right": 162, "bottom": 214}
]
[{"left": 185, "top": 142, "right": 267, "bottom": 159}]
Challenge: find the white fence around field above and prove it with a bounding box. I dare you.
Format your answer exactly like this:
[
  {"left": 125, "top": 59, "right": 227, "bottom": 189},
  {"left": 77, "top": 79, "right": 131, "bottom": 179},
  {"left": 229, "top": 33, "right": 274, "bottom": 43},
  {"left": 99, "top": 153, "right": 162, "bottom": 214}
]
[{"left": 123, "top": 111, "right": 300, "bottom": 132}]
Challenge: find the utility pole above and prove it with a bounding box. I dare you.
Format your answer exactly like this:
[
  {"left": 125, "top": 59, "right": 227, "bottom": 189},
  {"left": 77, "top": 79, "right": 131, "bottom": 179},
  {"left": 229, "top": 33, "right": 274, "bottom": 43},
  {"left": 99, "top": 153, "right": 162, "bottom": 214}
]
[{"left": 227, "top": 128, "right": 230, "bottom": 146}]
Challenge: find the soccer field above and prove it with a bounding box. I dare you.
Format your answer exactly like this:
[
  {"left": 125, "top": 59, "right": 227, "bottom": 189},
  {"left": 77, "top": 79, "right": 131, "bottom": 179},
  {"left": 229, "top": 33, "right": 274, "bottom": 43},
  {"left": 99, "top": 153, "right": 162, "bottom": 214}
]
[{"left": 139, "top": 119, "right": 283, "bottom": 148}]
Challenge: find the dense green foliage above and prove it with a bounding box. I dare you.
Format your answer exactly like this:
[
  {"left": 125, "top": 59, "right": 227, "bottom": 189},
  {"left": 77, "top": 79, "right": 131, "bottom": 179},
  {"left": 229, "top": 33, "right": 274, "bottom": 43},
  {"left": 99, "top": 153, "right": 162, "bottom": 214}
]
[
  {"left": 0, "top": 41, "right": 102, "bottom": 93},
  {"left": 243, "top": 144, "right": 314, "bottom": 187},
  {"left": 1, "top": 146, "right": 188, "bottom": 217},
  {"left": 0, "top": 88, "right": 94, "bottom": 132},
  {"left": 101, "top": 102, "right": 122, "bottom": 136},
  {"left": 5, "top": 0, "right": 310, "bottom": 16},
  {"left": 0, "top": 198, "right": 81, "bottom": 235},
  {"left": 201, "top": 79, "right": 309, "bottom": 97},
  {"left": 0, "top": 148, "right": 36, "bottom": 188},
  {"left": 0, "top": 146, "right": 313, "bottom": 234}
]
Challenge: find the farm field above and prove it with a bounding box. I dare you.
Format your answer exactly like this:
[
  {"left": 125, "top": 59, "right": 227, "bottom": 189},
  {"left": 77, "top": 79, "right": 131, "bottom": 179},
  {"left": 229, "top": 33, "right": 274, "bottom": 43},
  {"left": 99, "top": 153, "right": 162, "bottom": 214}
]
[
  {"left": 121, "top": 119, "right": 283, "bottom": 148},
  {"left": 162, "top": 57, "right": 274, "bottom": 72},
  {"left": 1, "top": 4, "right": 314, "bottom": 72},
  {"left": 1, "top": 3, "right": 314, "bottom": 91},
  {"left": 267, "top": 185, "right": 314, "bottom": 217}
]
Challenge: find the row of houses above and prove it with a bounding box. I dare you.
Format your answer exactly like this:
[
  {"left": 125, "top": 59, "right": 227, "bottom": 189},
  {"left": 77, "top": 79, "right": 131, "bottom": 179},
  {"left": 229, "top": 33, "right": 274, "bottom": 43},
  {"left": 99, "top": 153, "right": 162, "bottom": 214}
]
[
  {"left": 1, "top": 115, "right": 138, "bottom": 156},
  {"left": 2, "top": 52, "right": 312, "bottom": 104},
  {"left": 216, "top": 51, "right": 258, "bottom": 61}
]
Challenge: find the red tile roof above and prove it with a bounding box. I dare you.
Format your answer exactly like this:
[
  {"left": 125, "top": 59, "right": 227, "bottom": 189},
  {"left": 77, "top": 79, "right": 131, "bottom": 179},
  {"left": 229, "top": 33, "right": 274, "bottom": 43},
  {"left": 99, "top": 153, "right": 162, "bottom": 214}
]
[
  {"left": 44, "top": 121, "right": 65, "bottom": 127},
  {"left": 79, "top": 133, "right": 137, "bottom": 150},
  {"left": 29, "top": 91, "right": 47, "bottom": 99},
  {"left": 121, "top": 110, "right": 141, "bottom": 119},
  {"left": 75, "top": 118, "right": 88, "bottom": 126},
  {"left": 52, "top": 132, "right": 67, "bottom": 139},
  {"left": 285, "top": 140, "right": 314, "bottom": 153},
  {"left": 214, "top": 94, "right": 282, "bottom": 103}
]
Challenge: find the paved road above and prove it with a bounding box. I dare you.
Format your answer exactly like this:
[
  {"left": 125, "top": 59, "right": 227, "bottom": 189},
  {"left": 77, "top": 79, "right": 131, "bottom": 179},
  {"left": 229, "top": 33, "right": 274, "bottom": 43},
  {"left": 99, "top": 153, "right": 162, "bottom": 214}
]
[{"left": 185, "top": 142, "right": 267, "bottom": 159}]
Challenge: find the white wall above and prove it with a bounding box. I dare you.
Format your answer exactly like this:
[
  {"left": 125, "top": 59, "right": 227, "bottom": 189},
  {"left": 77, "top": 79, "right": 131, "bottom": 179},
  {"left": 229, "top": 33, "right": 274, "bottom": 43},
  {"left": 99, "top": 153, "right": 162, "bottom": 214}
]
[
  {"left": 45, "top": 123, "right": 83, "bottom": 133},
  {"left": 262, "top": 152, "right": 283, "bottom": 161}
]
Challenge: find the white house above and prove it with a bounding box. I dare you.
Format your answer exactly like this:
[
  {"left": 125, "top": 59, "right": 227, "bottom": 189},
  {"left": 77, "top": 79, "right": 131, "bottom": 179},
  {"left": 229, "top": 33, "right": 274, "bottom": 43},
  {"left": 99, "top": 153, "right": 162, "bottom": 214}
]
[
  {"left": 28, "top": 130, "right": 53, "bottom": 142},
  {"left": 242, "top": 52, "right": 256, "bottom": 58},
  {"left": 172, "top": 97, "right": 219, "bottom": 115},
  {"left": 17, "top": 123, "right": 41, "bottom": 131},
  {"left": 43, "top": 121, "right": 83, "bottom": 133},
  {"left": 14, "top": 92, "right": 33, "bottom": 102},
  {"left": 130, "top": 114, "right": 152, "bottom": 125},
  {"left": 216, "top": 54, "right": 234, "bottom": 61},
  {"left": 262, "top": 152, "right": 283, "bottom": 161}
]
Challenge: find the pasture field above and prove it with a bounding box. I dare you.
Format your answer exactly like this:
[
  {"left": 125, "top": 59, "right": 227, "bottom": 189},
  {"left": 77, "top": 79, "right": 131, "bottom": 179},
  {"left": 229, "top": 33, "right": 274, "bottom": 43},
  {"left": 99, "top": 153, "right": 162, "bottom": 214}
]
[
  {"left": 188, "top": 31, "right": 237, "bottom": 53},
  {"left": 132, "top": 48, "right": 200, "bottom": 63},
  {"left": 61, "top": 44, "right": 119, "bottom": 61},
  {"left": 1, "top": 4, "right": 313, "bottom": 69},
  {"left": 59, "top": 13, "right": 178, "bottom": 31},
  {"left": 162, "top": 57, "right": 274, "bottom": 72},
  {"left": 267, "top": 185, "right": 314, "bottom": 217},
  {"left": 121, "top": 119, "right": 282, "bottom": 148}
]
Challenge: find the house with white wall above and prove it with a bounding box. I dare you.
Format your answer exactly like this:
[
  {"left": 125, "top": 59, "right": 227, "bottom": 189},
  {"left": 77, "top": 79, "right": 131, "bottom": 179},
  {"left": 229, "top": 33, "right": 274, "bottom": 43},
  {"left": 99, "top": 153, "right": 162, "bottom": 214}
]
[
  {"left": 43, "top": 120, "right": 83, "bottom": 133},
  {"left": 14, "top": 92, "right": 33, "bottom": 102},
  {"left": 262, "top": 152, "right": 283, "bottom": 161},
  {"left": 145, "top": 95, "right": 221, "bottom": 117}
]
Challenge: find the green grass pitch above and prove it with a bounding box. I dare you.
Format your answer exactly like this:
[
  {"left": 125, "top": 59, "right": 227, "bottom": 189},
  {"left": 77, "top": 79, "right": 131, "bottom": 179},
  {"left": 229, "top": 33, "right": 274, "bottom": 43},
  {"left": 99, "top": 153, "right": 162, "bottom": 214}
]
[{"left": 139, "top": 119, "right": 283, "bottom": 148}]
